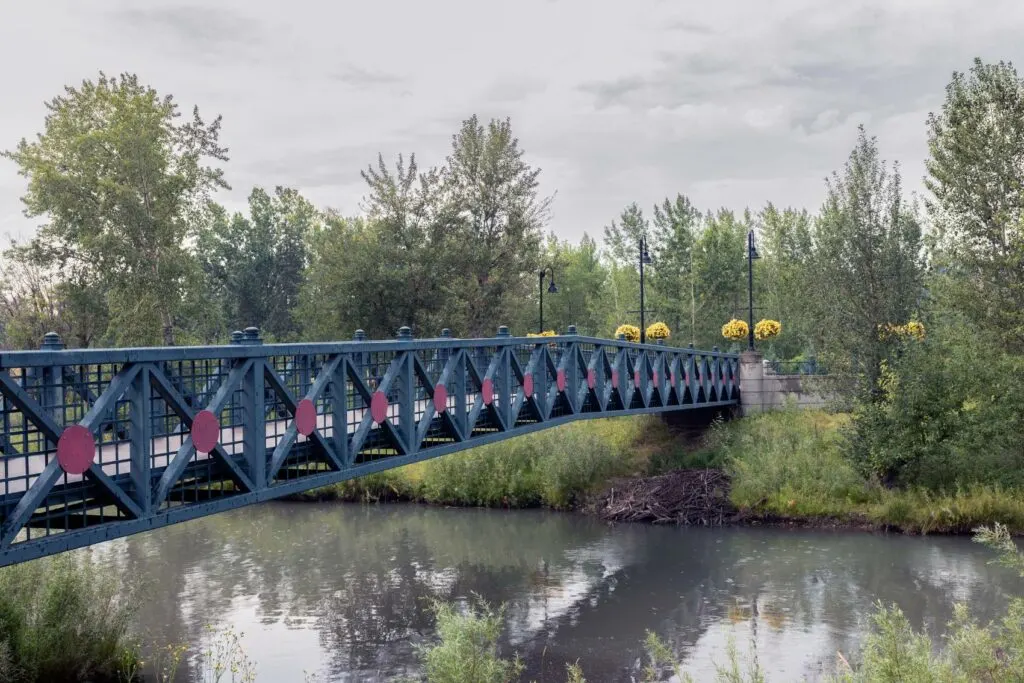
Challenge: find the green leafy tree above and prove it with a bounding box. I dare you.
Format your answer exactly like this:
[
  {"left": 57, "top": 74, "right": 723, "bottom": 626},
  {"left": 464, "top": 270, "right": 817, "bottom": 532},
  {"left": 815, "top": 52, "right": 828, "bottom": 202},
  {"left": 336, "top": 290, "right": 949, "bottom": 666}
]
[
  {"left": 808, "top": 126, "right": 924, "bottom": 394},
  {"left": 602, "top": 203, "right": 650, "bottom": 268},
  {"left": 693, "top": 209, "right": 748, "bottom": 349},
  {"left": 756, "top": 204, "right": 815, "bottom": 359},
  {"left": 537, "top": 233, "right": 608, "bottom": 335},
  {"left": 925, "top": 58, "right": 1024, "bottom": 353},
  {"left": 649, "top": 194, "right": 702, "bottom": 345},
  {"left": 1, "top": 72, "right": 228, "bottom": 346},
  {"left": 438, "top": 116, "right": 550, "bottom": 336},
  {"left": 198, "top": 186, "right": 319, "bottom": 341}
]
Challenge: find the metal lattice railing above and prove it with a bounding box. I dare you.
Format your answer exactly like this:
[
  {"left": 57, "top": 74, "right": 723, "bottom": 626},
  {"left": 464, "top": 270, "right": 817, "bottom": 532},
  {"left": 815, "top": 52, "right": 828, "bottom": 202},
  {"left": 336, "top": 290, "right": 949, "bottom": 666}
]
[{"left": 0, "top": 326, "right": 739, "bottom": 567}]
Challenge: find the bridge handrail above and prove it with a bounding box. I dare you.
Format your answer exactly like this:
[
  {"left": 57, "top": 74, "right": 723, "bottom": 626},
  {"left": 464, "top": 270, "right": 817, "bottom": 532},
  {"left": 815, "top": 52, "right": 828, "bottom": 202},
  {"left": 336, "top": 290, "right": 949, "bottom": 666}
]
[{"left": 0, "top": 335, "right": 738, "bottom": 368}]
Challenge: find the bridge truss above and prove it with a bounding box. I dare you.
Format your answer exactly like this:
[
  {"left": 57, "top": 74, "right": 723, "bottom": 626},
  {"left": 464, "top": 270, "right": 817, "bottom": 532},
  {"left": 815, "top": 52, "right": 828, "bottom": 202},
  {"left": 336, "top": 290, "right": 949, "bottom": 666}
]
[{"left": 0, "top": 327, "right": 738, "bottom": 567}]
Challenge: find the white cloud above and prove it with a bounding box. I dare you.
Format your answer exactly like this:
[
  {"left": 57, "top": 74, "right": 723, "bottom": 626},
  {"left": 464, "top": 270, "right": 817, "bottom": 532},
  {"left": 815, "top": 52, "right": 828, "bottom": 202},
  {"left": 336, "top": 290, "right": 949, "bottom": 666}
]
[{"left": 0, "top": 0, "right": 1021, "bottom": 243}]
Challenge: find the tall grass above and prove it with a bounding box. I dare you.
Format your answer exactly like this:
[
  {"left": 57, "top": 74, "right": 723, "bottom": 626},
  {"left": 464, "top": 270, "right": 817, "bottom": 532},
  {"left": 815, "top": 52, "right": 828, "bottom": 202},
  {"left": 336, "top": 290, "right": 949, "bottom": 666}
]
[
  {"left": 0, "top": 553, "right": 140, "bottom": 682},
  {"left": 299, "top": 416, "right": 666, "bottom": 510}
]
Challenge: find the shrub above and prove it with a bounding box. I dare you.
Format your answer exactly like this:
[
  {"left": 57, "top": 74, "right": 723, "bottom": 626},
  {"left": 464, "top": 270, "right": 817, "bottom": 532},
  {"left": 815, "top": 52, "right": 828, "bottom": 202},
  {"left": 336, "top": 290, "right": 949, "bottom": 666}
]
[
  {"left": 0, "top": 553, "right": 140, "bottom": 682},
  {"left": 845, "top": 319, "right": 1024, "bottom": 489},
  {"left": 419, "top": 597, "right": 522, "bottom": 683}
]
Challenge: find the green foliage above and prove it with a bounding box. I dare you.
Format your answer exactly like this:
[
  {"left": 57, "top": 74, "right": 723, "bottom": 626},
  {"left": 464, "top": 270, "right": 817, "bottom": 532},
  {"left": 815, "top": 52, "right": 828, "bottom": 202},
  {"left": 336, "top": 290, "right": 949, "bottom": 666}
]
[
  {"left": 197, "top": 186, "right": 320, "bottom": 340},
  {"left": 419, "top": 597, "right": 522, "bottom": 683},
  {"left": 0, "top": 554, "right": 140, "bottom": 682},
  {"left": 846, "top": 319, "right": 1024, "bottom": 488},
  {"left": 806, "top": 125, "right": 924, "bottom": 393},
  {"left": 419, "top": 424, "right": 633, "bottom": 510},
  {"left": 926, "top": 58, "right": 1024, "bottom": 354},
  {"left": 2, "top": 72, "right": 228, "bottom": 347}
]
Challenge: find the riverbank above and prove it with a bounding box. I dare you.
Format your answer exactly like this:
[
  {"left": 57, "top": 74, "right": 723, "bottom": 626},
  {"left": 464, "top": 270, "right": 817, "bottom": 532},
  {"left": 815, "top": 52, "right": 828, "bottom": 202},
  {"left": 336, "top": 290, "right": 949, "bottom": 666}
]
[{"left": 294, "top": 410, "right": 1024, "bottom": 534}]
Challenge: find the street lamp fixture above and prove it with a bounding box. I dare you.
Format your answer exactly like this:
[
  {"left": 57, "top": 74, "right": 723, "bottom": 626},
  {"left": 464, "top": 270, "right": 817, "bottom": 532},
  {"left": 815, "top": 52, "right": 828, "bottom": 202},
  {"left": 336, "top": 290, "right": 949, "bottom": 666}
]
[
  {"left": 538, "top": 266, "right": 558, "bottom": 333},
  {"left": 746, "top": 229, "right": 760, "bottom": 351},
  {"left": 639, "top": 235, "right": 653, "bottom": 343}
]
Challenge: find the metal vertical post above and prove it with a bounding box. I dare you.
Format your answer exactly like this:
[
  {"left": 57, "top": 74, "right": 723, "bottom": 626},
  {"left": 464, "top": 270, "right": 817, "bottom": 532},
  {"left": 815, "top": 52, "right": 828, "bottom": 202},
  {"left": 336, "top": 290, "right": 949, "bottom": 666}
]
[
  {"left": 397, "top": 326, "right": 415, "bottom": 452},
  {"left": 639, "top": 237, "right": 647, "bottom": 344},
  {"left": 747, "top": 230, "right": 755, "bottom": 351},
  {"left": 331, "top": 355, "right": 349, "bottom": 467},
  {"left": 40, "top": 333, "right": 64, "bottom": 425},
  {"left": 241, "top": 327, "right": 266, "bottom": 489},
  {"left": 129, "top": 366, "right": 152, "bottom": 514},
  {"left": 496, "top": 326, "right": 511, "bottom": 428}
]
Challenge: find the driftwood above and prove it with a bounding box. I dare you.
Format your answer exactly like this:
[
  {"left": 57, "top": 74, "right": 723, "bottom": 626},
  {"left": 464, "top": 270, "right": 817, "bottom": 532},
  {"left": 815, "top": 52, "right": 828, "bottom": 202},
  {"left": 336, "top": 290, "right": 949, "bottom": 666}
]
[{"left": 595, "top": 469, "right": 734, "bottom": 526}]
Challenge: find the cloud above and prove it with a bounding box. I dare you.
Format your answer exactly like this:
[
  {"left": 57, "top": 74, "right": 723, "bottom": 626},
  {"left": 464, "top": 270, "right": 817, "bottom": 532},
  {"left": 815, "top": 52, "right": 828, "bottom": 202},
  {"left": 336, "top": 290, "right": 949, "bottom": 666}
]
[{"left": 1, "top": 0, "right": 1022, "bottom": 246}]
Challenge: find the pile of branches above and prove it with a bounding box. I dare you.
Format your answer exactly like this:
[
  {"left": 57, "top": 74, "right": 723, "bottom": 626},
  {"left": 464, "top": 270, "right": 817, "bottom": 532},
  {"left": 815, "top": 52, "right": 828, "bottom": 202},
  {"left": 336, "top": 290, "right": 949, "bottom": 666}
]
[{"left": 595, "top": 469, "right": 734, "bottom": 526}]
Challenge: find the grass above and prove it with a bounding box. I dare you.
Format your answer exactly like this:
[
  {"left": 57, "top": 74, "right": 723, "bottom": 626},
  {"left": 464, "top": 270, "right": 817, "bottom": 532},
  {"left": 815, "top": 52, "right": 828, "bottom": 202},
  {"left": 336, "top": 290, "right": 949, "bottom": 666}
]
[
  {"left": 294, "top": 415, "right": 677, "bottom": 510},
  {"left": 0, "top": 553, "right": 140, "bottom": 682},
  {"left": 692, "top": 409, "right": 1024, "bottom": 534},
  {"left": 296, "top": 407, "right": 1024, "bottom": 535}
]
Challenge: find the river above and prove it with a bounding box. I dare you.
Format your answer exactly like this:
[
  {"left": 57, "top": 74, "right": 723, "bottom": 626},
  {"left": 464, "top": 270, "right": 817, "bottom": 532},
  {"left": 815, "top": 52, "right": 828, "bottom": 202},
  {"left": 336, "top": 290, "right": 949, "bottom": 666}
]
[{"left": 90, "top": 502, "right": 1024, "bottom": 682}]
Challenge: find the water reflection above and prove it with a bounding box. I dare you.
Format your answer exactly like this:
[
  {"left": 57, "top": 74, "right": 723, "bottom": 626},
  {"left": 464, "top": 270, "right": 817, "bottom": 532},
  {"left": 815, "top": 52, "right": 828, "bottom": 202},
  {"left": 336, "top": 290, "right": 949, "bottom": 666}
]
[{"left": 88, "top": 503, "right": 1024, "bottom": 682}]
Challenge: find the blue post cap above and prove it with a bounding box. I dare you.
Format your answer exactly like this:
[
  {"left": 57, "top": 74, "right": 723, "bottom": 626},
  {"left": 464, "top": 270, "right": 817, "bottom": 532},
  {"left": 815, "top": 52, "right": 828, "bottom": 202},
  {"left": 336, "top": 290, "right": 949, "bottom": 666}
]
[
  {"left": 243, "top": 327, "right": 263, "bottom": 344},
  {"left": 441, "top": 328, "right": 452, "bottom": 338},
  {"left": 230, "top": 330, "right": 245, "bottom": 344},
  {"left": 567, "top": 325, "right": 577, "bottom": 335},
  {"left": 397, "top": 326, "right": 413, "bottom": 340},
  {"left": 497, "top": 326, "right": 510, "bottom": 337},
  {"left": 41, "top": 332, "right": 64, "bottom": 350},
  {"left": 353, "top": 329, "right": 366, "bottom": 341}
]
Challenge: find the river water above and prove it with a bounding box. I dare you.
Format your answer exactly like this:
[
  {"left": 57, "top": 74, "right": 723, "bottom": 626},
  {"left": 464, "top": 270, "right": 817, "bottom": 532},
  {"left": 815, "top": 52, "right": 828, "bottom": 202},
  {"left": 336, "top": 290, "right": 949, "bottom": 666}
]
[{"left": 91, "top": 502, "right": 1024, "bottom": 682}]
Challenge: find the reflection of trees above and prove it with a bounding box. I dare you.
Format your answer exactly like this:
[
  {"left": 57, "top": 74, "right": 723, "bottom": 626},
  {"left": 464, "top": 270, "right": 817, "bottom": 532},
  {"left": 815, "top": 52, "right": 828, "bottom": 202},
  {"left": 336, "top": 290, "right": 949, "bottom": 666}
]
[{"left": 88, "top": 505, "right": 1024, "bottom": 682}]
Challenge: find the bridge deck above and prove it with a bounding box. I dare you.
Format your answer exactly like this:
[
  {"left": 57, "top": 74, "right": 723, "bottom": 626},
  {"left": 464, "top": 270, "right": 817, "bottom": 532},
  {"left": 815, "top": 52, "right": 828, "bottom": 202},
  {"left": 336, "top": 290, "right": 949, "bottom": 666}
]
[{"left": 0, "top": 334, "right": 739, "bottom": 566}]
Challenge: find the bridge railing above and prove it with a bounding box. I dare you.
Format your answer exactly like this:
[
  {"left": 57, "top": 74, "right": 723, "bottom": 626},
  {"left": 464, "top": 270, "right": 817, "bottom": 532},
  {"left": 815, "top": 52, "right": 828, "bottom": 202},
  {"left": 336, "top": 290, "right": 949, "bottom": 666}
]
[{"left": 0, "top": 326, "right": 738, "bottom": 566}]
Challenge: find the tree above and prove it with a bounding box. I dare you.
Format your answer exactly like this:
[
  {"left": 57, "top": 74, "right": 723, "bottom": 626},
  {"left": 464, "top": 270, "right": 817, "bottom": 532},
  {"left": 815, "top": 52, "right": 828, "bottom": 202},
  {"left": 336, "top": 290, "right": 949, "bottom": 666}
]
[
  {"left": 756, "top": 204, "right": 815, "bottom": 359},
  {"left": 1, "top": 72, "right": 228, "bottom": 346},
  {"left": 808, "top": 126, "right": 924, "bottom": 393},
  {"left": 602, "top": 203, "right": 650, "bottom": 268},
  {"left": 537, "top": 233, "right": 608, "bottom": 335},
  {"left": 692, "top": 209, "right": 748, "bottom": 349},
  {"left": 437, "top": 116, "right": 550, "bottom": 336},
  {"left": 649, "top": 194, "right": 702, "bottom": 345},
  {"left": 925, "top": 58, "right": 1024, "bottom": 353},
  {"left": 198, "top": 186, "right": 319, "bottom": 341}
]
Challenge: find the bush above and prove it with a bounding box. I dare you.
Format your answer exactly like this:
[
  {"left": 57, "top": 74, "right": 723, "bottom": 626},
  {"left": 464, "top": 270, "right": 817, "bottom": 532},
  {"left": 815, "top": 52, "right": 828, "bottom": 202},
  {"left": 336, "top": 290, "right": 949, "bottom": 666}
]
[
  {"left": 419, "top": 597, "right": 522, "bottom": 683},
  {"left": 846, "top": 319, "right": 1024, "bottom": 489},
  {"left": 0, "top": 553, "right": 140, "bottom": 682}
]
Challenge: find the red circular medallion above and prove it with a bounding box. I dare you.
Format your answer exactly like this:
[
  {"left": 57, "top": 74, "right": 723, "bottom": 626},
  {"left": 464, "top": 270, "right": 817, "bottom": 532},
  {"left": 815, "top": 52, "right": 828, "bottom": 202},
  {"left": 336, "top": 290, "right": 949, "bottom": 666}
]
[
  {"left": 587, "top": 369, "right": 596, "bottom": 390},
  {"left": 370, "top": 391, "right": 389, "bottom": 424},
  {"left": 611, "top": 370, "right": 619, "bottom": 386},
  {"left": 56, "top": 424, "right": 95, "bottom": 475},
  {"left": 671, "top": 371, "right": 677, "bottom": 386},
  {"left": 556, "top": 369, "right": 567, "bottom": 392},
  {"left": 634, "top": 370, "right": 641, "bottom": 386},
  {"left": 191, "top": 410, "right": 220, "bottom": 454},
  {"left": 433, "top": 383, "right": 448, "bottom": 414},
  {"left": 653, "top": 371, "right": 659, "bottom": 386},
  {"left": 295, "top": 399, "right": 317, "bottom": 437},
  {"left": 523, "top": 373, "right": 534, "bottom": 396},
  {"left": 481, "top": 378, "right": 494, "bottom": 406}
]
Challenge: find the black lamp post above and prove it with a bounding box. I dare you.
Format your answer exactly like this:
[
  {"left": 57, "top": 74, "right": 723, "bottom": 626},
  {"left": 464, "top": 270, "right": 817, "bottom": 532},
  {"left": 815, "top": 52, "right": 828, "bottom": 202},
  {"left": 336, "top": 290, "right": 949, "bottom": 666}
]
[
  {"left": 639, "top": 235, "right": 653, "bottom": 343},
  {"left": 746, "top": 229, "right": 760, "bottom": 350},
  {"left": 538, "top": 266, "right": 558, "bottom": 333}
]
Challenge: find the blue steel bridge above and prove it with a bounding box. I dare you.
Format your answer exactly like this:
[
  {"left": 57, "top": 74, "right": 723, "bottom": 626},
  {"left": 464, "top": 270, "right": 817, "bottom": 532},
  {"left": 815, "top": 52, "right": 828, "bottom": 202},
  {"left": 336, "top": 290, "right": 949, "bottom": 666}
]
[{"left": 0, "top": 326, "right": 739, "bottom": 567}]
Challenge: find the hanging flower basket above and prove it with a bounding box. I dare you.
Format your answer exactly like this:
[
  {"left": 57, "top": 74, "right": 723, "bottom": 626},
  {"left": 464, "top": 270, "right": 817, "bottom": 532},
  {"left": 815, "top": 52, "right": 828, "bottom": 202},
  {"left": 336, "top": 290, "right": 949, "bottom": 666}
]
[
  {"left": 614, "top": 324, "right": 641, "bottom": 343},
  {"left": 721, "top": 319, "right": 749, "bottom": 342},
  {"left": 754, "top": 319, "right": 781, "bottom": 341},
  {"left": 646, "top": 322, "right": 671, "bottom": 341}
]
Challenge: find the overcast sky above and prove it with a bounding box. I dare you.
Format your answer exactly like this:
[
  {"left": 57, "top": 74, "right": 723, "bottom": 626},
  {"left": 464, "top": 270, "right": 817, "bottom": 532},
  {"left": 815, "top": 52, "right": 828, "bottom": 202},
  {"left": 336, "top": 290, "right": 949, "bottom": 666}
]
[{"left": 1, "top": 1, "right": 1020, "bottom": 244}]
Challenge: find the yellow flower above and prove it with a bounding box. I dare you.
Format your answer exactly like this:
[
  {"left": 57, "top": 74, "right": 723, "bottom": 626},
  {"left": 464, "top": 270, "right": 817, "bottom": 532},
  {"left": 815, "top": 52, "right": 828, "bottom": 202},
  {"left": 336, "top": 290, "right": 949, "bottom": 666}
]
[
  {"left": 614, "top": 324, "right": 641, "bottom": 342},
  {"left": 646, "top": 321, "right": 671, "bottom": 340},
  {"left": 527, "top": 330, "right": 556, "bottom": 338},
  {"left": 721, "top": 319, "right": 749, "bottom": 341},
  {"left": 754, "top": 319, "right": 781, "bottom": 341}
]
